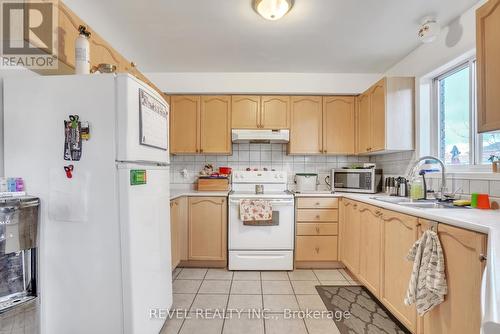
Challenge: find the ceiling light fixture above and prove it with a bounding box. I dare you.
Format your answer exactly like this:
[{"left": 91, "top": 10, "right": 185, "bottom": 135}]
[
  {"left": 253, "top": 0, "right": 294, "bottom": 21},
  {"left": 418, "top": 17, "right": 441, "bottom": 43}
]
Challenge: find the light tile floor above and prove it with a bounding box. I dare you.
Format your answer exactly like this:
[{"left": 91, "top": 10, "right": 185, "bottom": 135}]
[{"left": 160, "top": 268, "right": 359, "bottom": 334}]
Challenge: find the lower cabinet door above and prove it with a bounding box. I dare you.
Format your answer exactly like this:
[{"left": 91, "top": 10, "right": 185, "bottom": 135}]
[
  {"left": 420, "top": 220, "right": 487, "bottom": 334},
  {"left": 170, "top": 199, "right": 181, "bottom": 270},
  {"left": 380, "top": 210, "right": 418, "bottom": 332},
  {"left": 358, "top": 204, "right": 382, "bottom": 297},
  {"left": 188, "top": 197, "right": 227, "bottom": 261},
  {"left": 295, "top": 236, "right": 338, "bottom": 261}
]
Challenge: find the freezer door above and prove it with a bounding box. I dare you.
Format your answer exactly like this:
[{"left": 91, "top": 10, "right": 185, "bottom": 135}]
[
  {"left": 118, "top": 164, "right": 172, "bottom": 334},
  {"left": 116, "top": 74, "right": 170, "bottom": 164}
]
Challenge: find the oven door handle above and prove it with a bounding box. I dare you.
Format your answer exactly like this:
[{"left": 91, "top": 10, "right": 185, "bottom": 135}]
[{"left": 229, "top": 199, "right": 294, "bottom": 206}]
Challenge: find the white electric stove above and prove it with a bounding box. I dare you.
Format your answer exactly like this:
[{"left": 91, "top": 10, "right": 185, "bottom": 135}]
[{"left": 228, "top": 171, "right": 294, "bottom": 271}]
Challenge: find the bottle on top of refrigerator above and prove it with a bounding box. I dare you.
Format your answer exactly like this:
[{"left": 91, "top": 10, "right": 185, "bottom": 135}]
[
  {"left": 75, "top": 25, "right": 91, "bottom": 75},
  {"left": 15, "top": 178, "right": 25, "bottom": 192},
  {"left": 7, "top": 178, "right": 17, "bottom": 192},
  {"left": 0, "top": 178, "right": 7, "bottom": 192}
]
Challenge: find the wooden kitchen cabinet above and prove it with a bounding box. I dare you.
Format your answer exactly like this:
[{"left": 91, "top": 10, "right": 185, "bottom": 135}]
[
  {"left": 171, "top": 95, "right": 231, "bottom": 154},
  {"left": 170, "top": 199, "right": 181, "bottom": 270},
  {"left": 380, "top": 209, "right": 418, "bottom": 333},
  {"left": 357, "top": 93, "right": 371, "bottom": 156},
  {"left": 289, "top": 96, "right": 323, "bottom": 154},
  {"left": 323, "top": 96, "right": 356, "bottom": 154},
  {"left": 370, "top": 80, "right": 386, "bottom": 151},
  {"left": 200, "top": 96, "right": 231, "bottom": 154},
  {"left": 339, "top": 199, "right": 361, "bottom": 275},
  {"left": 295, "top": 197, "right": 339, "bottom": 267},
  {"left": 231, "top": 95, "right": 261, "bottom": 129},
  {"left": 261, "top": 96, "right": 290, "bottom": 129},
  {"left": 477, "top": 0, "right": 500, "bottom": 133},
  {"left": 170, "top": 95, "right": 200, "bottom": 154},
  {"left": 295, "top": 236, "right": 338, "bottom": 262},
  {"left": 358, "top": 203, "right": 382, "bottom": 296},
  {"left": 418, "top": 220, "right": 487, "bottom": 334},
  {"left": 356, "top": 77, "right": 414, "bottom": 154},
  {"left": 188, "top": 197, "right": 227, "bottom": 261}
]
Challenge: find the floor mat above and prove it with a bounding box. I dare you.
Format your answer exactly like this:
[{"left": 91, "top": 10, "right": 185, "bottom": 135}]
[{"left": 316, "top": 285, "right": 411, "bottom": 334}]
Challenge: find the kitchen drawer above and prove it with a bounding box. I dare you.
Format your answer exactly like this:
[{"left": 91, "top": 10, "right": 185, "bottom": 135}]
[
  {"left": 296, "top": 209, "right": 338, "bottom": 222},
  {"left": 295, "top": 236, "right": 338, "bottom": 261},
  {"left": 296, "top": 223, "right": 338, "bottom": 236},
  {"left": 297, "top": 197, "right": 338, "bottom": 209}
]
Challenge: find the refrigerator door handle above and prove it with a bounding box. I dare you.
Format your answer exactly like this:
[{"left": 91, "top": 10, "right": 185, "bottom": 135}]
[{"left": 116, "top": 160, "right": 170, "bottom": 167}]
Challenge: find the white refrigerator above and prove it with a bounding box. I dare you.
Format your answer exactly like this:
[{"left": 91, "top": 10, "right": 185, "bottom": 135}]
[{"left": 3, "top": 74, "right": 172, "bottom": 334}]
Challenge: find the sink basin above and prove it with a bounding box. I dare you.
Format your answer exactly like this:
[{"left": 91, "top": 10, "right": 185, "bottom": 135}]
[
  {"left": 398, "top": 202, "right": 448, "bottom": 209},
  {"left": 371, "top": 197, "right": 468, "bottom": 209},
  {"left": 370, "top": 197, "right": 411, "bottom": 204}
]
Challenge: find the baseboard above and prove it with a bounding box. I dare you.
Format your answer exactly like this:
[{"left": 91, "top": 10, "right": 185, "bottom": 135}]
[{"left": 294, "top": 261, "right": 345, "bottom": 269}]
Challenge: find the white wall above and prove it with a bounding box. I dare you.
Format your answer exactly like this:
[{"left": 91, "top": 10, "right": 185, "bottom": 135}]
[
  {"left": 145, "top": 72, "right": 382, "bottom": 94},
  {"left": 0, "top": 68, "right": 38, "bottom": 176},
  {"left": 385, "top": 1, "right": 485, "bottom": 157}
]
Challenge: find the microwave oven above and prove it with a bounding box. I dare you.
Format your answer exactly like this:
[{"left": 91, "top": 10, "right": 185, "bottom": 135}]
[{"left": 330, "top": 168, "right": 383, "bottom": 193}]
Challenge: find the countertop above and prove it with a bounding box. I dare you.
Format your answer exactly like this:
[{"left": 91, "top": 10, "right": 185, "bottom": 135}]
[
  {"left": 168, "top": 188, "right": 500, "bottom": 331},
  {"left": 170, "top": 189, "right": 230, "bottom": 201}
]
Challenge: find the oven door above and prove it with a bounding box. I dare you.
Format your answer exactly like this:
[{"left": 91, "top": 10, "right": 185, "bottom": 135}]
[
  {"left": 333, "top": 170, "right": 373, "bottom": 192},
  {"left": 228, "top": 197, "right": 294, "bottom": 250}
]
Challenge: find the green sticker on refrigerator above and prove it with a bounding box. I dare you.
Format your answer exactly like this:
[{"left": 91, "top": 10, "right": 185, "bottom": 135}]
[{"left": 130, "top": 170, "right": 147, "bottom": 185}]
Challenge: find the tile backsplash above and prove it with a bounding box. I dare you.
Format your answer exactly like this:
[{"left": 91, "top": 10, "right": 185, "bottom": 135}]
[
  {"left": 171, "top": 146, "right": 500, "bottom": 199},
  {"left": 370, "top": 151, "right": 500, "bottom": 198},
  {"left": 171, "top": 143, "right": 369, "bottom": 190}
]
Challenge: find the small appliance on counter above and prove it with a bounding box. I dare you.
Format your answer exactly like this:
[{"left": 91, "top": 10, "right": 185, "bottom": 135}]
[
  {"left": 294, "top": 173, "right": 319, "bottom": 192},
  {"left": 331, "top": 167, "right": 383, "bottom": 193}
]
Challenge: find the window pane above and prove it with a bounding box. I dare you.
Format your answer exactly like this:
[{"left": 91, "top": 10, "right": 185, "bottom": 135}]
[
  {"left": 438, "top": 66, "right": 470, "bottom": 165},
  {"left": 480, "top": 131, "right": 500, "bottom": 163}
]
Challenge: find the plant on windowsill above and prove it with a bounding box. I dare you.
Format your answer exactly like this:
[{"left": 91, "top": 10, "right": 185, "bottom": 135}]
[{"left": 488, "top": 155, "right": 500, "bottom": 173}]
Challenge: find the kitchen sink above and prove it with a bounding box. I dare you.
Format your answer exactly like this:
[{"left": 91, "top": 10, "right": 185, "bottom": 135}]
[
  {"left": 371, "top": 197, "right": 468, "bottom": 209},
  {"left": 371, "top": 197, "right": 412, "bottom": 204}
]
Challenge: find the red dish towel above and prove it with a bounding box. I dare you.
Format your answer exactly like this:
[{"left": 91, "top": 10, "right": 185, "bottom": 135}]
[{"left": 239, "top": 200, "right": 273, "bottom": 224}]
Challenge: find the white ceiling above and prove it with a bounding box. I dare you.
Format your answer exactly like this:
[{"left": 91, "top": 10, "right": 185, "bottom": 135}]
[{"left": 64, "top": 0, "right": 479, "bottom": 73}]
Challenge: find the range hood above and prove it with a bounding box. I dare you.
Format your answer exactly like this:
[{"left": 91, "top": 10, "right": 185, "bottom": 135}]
[{"left": 231, "top": 129, "right": 289, "bottom": 144}]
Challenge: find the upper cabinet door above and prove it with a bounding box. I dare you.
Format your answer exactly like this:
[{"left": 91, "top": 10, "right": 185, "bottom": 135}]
[
  {"left": 289, "top": 96, "right": 323, "bottom": 154},
  {"left": 200, "top": 96, "right": 232, "bottom": 155},
  {"left": 357, "top": 93, "right": 371, "bottom": 153},
  {"left": 477, "top": 0, "right": 500, "bottom": 133},
  {"left": 170, "top": 96, "right": 200, "bottom": 154},
  {"left": 323, "top": 96, "right": 355, "bottom": 155},
  {"left": 261, "top": 96, "right": 290, "bottom": 129},
  {"left": 370, "top": 79, "right": 386, "bottom": 152},
  {"left": 231, "top": 95, "right": 260, "bottom": 129}
]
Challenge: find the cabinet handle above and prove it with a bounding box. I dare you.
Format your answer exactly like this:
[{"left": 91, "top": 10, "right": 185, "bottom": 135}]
[
  {"left": 479, "top": 254, "right": 487, "bottom": 262},
  {"left": 353, "top": 204, "right": 358, "bottom": 208},
  {"left": 199, "top": 149, "right": 203, "bottom": 153},
  {"left": 315, "top": 226, "right": 320, "bottom": 233},
  {"left": 315, "top": 215, "right": 321, "bottom": 219},
  {"left": 315, "top": 202, "right": 320, "bottom": 206},
  {"left": 315, "top": 247, "right": 320, "bottom": 254},
  {"left": 324, "top": 150, "right": 327, "bottom": 154}
]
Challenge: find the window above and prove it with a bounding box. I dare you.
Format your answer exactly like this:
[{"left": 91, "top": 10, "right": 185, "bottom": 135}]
[{"left": 434, "top": 59, "right": 500, "bottom": 167}]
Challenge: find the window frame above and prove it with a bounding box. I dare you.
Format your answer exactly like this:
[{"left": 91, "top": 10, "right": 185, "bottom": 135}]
[{"left": 431, "top": 57, "right": 494, "bottom": 172}]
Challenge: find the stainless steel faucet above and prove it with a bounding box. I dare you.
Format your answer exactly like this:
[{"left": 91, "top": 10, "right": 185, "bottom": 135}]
[{"left": 407, "top": 156, "right": 447, "bottom": 200}]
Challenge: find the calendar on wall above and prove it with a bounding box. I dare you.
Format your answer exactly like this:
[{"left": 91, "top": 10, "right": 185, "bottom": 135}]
[{"left": 139, "top": 88, "right": 168, "bottom": 150}]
